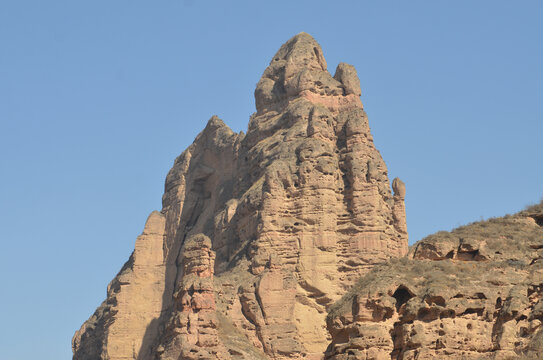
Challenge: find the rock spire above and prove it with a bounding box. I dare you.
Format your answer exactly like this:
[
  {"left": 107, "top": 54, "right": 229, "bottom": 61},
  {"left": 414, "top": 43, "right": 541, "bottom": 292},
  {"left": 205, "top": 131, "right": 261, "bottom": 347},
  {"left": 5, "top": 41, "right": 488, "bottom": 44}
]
[{"left": 73, "top": 33, "right": 408, "bottom": 360}]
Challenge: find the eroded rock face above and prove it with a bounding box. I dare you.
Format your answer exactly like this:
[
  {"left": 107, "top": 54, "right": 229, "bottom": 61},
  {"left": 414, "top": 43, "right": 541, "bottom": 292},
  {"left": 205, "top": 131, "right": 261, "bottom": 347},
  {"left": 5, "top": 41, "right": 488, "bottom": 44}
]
[
  {"left": 326, "top": 204, "right": 543, "bottom": 360},
  {"left": 73, "top": 211, "right": 167, "bottom": 359},
  {"left": 73, "top": 33, "right": 407, "bottom": 360},
  {"left": 157, "top": 234, "right": 228, "bottom": 359}
]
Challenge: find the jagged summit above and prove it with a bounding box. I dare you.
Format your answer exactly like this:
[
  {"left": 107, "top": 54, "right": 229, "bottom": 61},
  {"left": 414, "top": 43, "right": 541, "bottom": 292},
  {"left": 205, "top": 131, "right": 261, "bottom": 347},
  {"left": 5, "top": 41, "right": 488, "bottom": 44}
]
[
  {"left": 198, "top": 115, "right": 236, "bottom": 143},
  {"left": 255, "top": 33, "right": 363, "bottom": 115},
  {"left": 74, "top": 34, "right": 407, "bottom": 360},
  {"left": 269, "top": 32, "right": 328, "bottom": 72},
  {"left": 206, "top": 114, "right": 227, "bottom": 128}
]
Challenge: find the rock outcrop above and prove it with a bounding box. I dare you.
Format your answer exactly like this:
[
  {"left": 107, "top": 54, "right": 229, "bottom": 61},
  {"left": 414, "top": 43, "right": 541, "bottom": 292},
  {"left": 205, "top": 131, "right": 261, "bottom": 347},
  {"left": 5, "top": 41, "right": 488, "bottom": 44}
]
[
  {"left": 73, "top": 32, "right": 408, "bottom": 360},
  {"left": 326, "top": 202, "right": 543, "bottom": 359},
  {"left": 73, "top": 211, "right": 168, "bottom": 359},
  {"left": 157, "top": 234, "right": 228, "bottom": 359}
]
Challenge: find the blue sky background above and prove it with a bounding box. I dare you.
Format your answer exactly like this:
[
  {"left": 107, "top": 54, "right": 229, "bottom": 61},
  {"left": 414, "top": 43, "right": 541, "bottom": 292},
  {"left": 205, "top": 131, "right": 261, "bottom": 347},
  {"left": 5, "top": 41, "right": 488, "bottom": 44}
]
[{"left": 1, "top": 1, "right": 542, "bottom": 359}]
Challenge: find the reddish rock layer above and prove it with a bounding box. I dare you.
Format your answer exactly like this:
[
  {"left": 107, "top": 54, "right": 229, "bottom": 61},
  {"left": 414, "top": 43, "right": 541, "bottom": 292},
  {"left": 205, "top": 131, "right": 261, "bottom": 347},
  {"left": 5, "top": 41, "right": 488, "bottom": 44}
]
[{"left": 157, "top": 234, "right": 228, "bottom": 359}]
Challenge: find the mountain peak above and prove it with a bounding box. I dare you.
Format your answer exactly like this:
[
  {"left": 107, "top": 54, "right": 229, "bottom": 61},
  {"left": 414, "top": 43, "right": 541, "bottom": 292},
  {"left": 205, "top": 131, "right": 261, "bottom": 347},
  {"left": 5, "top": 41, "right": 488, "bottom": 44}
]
[
  {"left": 255, "top": 33, "right": 362, "bottom": 114},
  {"left": 74, "top": 33, "right": 404, "bottom": 360},
  {"left": 271, "top": 32, "right": 327, "bottom": 72}
]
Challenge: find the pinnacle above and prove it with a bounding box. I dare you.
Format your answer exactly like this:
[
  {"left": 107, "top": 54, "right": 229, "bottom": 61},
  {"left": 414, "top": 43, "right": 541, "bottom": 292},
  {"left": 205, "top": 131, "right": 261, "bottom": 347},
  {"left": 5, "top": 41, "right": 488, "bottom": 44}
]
[
  {"left": 254, "top": 33, "right": 363, "bottom": 114},
  {"left": 75, "top": 33, "right": 405, "bottom": 360},
  {"left": 196, "top": 115, "right": 234, "bottom": 143},
  {"left": 142, "top": 211, "right": 166, "bottom": 236},
  {"left": 206, "top": 115, "right": 225, "bottom": 128},
  {"left": 269, "top": 32, "right": 327, "bottom": 71},
  {"left": 203, "top": 115, "right": 234, "bottom": 134}
]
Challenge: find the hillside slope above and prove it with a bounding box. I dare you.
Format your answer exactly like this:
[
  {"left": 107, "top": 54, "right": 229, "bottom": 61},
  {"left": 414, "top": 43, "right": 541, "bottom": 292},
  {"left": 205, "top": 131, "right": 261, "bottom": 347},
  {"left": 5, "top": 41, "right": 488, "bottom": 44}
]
[{"left": 326, "top": 202, "right": 543, "bottom": 359}]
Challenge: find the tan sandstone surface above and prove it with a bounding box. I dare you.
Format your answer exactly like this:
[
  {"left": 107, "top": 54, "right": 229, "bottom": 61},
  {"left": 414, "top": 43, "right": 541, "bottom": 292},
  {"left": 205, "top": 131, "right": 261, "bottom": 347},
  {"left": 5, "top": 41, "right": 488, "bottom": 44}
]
[
  {"left": 326, "top": 202, "right": 543, "bottom": 359},
  {"left": 73, "top": 33, "right": 408, "bottom": 360}
]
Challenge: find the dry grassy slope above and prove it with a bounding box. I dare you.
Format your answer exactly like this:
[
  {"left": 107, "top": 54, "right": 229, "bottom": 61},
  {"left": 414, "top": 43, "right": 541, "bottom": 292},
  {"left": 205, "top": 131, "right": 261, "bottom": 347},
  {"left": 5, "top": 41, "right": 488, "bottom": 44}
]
[{"left": 325, "top": 201, "right": 543, "bottom": 359}]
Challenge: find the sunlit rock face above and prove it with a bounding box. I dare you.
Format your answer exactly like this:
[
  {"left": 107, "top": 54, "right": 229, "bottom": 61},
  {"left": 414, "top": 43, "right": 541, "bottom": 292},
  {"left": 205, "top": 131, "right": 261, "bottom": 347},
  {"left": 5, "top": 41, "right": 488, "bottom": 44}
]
[
  {"left": 325, "top": 204, "right": 543, "bottom": 360},
  {"left": 73, "top": 32, "right": 408, "bottom": 360}
]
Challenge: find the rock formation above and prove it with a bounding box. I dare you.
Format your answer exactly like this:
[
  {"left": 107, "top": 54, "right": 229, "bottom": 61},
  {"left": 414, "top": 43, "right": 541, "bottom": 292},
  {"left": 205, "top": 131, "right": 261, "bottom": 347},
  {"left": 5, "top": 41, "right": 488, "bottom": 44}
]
[
  {"left": 73, "top": 32, "right": 408, "bottom": 360},
  {"left": 326, "top": 202, "right": 543, "bottom": 359},
  {"left": 73, "top": 211, "right": 167, "bottom": 359},
  {"left": 157, "top": 234, "right": 228, "bottom": 359}
]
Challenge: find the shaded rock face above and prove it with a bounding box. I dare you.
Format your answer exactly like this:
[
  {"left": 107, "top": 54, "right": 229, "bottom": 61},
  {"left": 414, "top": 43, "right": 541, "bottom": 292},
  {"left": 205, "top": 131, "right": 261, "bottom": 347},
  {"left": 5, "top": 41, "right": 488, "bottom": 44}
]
[
  {"left": 326, "top": 203, "right": 543, "bottom": 360},
  {"left": 73, "top": 33, "right": 408, "bottom": 360}
]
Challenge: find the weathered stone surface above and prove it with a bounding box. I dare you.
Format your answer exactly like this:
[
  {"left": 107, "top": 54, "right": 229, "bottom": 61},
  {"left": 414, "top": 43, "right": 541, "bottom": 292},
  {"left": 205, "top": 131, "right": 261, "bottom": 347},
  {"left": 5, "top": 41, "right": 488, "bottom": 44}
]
[
  {"left": 72, "top": 211, "right": 167, "bottom": 360},
  {"left": 333, "top": 63, "right": 361, "bottom": 97},
  {"left": 157, "top": 234, "right": 228, "bottom": 360},
  {"left": 74, "top": 33, "right": 407, "bottom": 360},
  {"left": 326, "top": 202, "right": 543, "bottom": 360}
]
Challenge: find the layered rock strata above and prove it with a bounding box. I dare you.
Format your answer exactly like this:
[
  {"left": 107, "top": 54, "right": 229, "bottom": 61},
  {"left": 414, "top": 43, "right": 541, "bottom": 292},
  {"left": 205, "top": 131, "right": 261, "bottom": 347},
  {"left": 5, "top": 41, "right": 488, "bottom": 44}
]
[
  {"left": 157, "top": 234, "right": 227, "bottom": 359},
  {"left": 73, "top": 32, "right": 408, "bottom": 360},
  {"left": 326, "top": 203, "right": 543, "bottom": 359}
]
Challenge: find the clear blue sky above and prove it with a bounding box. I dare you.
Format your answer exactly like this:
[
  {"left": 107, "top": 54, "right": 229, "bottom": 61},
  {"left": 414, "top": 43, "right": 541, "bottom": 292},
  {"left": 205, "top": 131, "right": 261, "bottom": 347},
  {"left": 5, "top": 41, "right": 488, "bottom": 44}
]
[{"left": 1, "top": 1, "right": 542, "bottom": 359}]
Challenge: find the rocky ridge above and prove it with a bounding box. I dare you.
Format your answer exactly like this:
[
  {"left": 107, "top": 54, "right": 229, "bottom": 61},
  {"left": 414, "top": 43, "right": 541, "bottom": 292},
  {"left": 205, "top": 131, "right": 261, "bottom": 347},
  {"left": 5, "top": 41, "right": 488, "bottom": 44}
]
[
  {"left": 326, "top": 202, "right": 543, "bottom": 359},
  {"left": 73, "top": 32, "right": 408, "bottom": 360}
]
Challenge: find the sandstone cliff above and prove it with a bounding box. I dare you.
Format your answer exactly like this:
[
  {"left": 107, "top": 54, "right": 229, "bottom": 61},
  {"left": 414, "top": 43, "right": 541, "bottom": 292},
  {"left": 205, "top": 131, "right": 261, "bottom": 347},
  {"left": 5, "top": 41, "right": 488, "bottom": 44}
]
[
  {"left": 326, "top": 202, "right": 543, "bottom": 359},
  {"left": 73, "top": 33, "right": 408, "bottom": 360}
]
